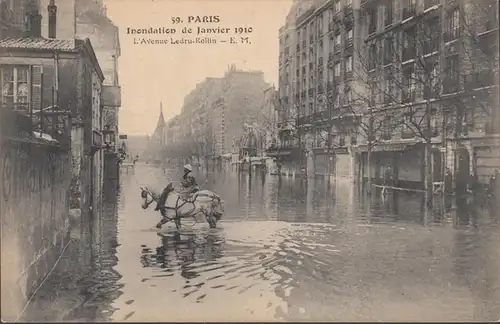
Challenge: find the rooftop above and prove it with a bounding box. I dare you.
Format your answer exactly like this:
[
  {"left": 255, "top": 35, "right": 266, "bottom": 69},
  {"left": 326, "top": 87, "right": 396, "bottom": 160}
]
[{"left": 0, "top": 37, "right": 77, "bottom": 51}]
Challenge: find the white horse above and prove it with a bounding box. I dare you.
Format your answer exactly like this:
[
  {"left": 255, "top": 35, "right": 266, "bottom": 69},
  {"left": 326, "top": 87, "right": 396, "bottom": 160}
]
[{"left": 140, "top": 183, "right": 224, "bottom": 229}]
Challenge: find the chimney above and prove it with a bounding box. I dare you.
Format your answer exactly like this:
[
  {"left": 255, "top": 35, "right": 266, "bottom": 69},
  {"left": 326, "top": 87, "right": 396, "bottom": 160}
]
[
  {"left": 23, "top": 1, "right": 42, "bottom": 38},
  {"left": 48, "top": 0, "right": 57, "bottom": 38}
]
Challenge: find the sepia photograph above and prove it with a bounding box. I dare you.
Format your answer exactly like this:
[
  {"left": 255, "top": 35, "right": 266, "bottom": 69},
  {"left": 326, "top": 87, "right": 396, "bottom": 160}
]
[{"left": 1, "top": 0, "right": 499, "bottom": 321}]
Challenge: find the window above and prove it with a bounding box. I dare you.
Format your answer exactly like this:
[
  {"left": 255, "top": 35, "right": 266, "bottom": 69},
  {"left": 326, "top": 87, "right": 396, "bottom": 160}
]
[
  {"left": 345, "top": 86, "right": 352, "bottom": 103},
  {"left": 445, "top": 55, "right": 459, "bottom": 93},
  {"left": 339, "top": 133, "right": 346, "bottom": 146},
  {"left": 334, "top": 34, "right": 341, "bottom": 47},
  {"left": 403, "top": 27, "right": 416, "bottom": 61},
  {"left": 385, "top": 1, "right": 393, "bottom": 26},
  {"left": 403, "top": 0, "right": 417, "bottom": 19},
  {"left": 446, "top": 9, "right": 460, "bottom": 41},
  {"left": 345, "top": 28, "right": 353, "bottom": 46},
  {"left": 345, "top": 55, "right": 353, "bottom": 72},
  {"left": 424, "top": 17, "right": 440, "bottom": 53},
  {"left": 385, "top": 75, "right": 394, "bottom": 104},
  {"left": 383, "top": 37, "right": 393, "bottom": 64},
  {"left": 401, "top": 115, "right": 413, "bottom": 137},
  {"left": 403, "top": 68, "right": 415, "bottom": 102},
  {"left": 1, "top": 65, "right": 30, "bottom": 111},
  {"left": 368, "top": 44, "right": 377, "bottom": 70},
  {"left": 368, "top": 7, "right": 377, "bottom": 34},
  {"left": 334, "top": 62, "right": 341, "bottom": 77},
  {"left": 449, "top": 9, "right": 459, "bottom": 32},
  {"left": 382, "top": 117, "right": 392, "bottom": 140},
  {"left": 334, "top": 0, "right": 341, "bottom": 12}
]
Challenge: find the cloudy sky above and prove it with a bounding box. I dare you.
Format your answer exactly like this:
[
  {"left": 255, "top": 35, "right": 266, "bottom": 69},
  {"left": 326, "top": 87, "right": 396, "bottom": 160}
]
[{"left": 103, "top": 0, "right": 292, "bottom": 135}]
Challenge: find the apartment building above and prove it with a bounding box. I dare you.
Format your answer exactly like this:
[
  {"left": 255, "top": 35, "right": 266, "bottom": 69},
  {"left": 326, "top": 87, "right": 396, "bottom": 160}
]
[
  {"left": 165, "top": 65, "right": 269, "bottom": 167},
  {"left": 359, "top": 0, "right": 499, "bottom": 188},
  {"left": 275, "top": 0, "right": 499, "bottom": 188},
  {"left": 273, "top": 0, "right": 362, "bottom": 179}
]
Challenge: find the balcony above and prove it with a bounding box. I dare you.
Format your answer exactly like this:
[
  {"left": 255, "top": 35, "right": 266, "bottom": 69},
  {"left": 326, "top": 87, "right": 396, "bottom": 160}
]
[
  {"left": 308, "top": 88, "right": 315, "bottom": 97},
  {"left": 464, "top": 70, "right": 496, "bottom": 90},
  {"left": 317, "top": 83, "right": 324, "bottom": 94},
  {"left": 402, "top": 47, "right": 416, "bottom": 61},
  {"left": 403, "top": 6, "right": 416, "bottom": 20}
]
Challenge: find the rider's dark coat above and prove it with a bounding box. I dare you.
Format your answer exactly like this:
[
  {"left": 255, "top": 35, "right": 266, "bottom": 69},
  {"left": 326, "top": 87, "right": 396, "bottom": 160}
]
[{"left": 181, "top": 173, "right": 198, "bottom": 191}]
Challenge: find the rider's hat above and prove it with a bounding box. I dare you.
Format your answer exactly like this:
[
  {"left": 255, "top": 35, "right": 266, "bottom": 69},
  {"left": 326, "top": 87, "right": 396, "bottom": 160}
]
[{"left": 184, "top": 164, "right": 192, "bottom": 172}]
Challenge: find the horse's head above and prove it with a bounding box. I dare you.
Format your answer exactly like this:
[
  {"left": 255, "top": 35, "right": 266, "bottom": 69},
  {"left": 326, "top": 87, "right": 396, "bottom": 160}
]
[{"left": 140, "top": 187, "right": 155, "bottom": 209}]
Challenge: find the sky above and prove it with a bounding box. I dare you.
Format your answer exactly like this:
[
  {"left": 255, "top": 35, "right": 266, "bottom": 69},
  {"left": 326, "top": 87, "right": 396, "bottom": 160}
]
[{"left": 103, "top": 0, "right": 293, "bottom": 135}]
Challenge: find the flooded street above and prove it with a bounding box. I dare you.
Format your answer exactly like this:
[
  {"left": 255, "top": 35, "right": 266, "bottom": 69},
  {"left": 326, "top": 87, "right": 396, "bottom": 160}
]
[{"left": 23, "top": 163, "right": 500, "bottom": 322}]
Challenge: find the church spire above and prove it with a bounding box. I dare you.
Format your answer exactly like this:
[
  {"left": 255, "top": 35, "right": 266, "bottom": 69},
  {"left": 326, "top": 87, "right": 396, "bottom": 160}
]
[{"left": 155, "top": 101, "right": 165, "bottom": 130}]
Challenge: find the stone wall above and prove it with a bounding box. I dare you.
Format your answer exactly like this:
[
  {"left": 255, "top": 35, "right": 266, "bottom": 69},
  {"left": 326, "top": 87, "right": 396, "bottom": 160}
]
[{"left": 0, "top": 138, "right": 71, "bottom": 321}]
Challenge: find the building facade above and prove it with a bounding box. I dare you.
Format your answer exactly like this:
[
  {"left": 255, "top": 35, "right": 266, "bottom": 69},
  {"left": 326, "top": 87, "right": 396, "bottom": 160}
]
[
  {"left": 0, "top": 0, "right": 105, "bottom": 318},
  {"left": 275, "top": 0, "right": 499, "bottom": 189},
  {"left": 75, "top": 0, "right": 122, "bottom": 180},
  {"left": 164, "top": 65, "right": 270, "bottom": 169}
]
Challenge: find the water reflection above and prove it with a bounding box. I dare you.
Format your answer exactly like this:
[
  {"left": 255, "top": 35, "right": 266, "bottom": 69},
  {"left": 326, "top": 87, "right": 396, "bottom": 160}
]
[
  {"left": 22, "top": 165, "right": 500, "bottom": 322},
  {"left": 22, "top": 178, "right": 123, "bottom": 322}
]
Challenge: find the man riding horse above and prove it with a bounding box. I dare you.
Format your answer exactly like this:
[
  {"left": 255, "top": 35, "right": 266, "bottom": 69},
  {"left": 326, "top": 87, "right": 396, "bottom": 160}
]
[
  {"left": 180, "top": 164, "right": 199, "bottom": 200},
  {"left": 146, "top": 164, "right": 222, "bottom": 229}
]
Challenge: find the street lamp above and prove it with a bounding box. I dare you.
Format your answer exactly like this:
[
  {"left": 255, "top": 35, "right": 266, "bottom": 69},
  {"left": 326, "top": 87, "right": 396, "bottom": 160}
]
[{"left": 102, "top": 125, "right": 114, "bottom": 151}]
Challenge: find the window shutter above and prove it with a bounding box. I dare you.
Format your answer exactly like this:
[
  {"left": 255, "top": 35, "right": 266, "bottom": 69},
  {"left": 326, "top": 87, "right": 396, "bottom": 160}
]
[
  {"left": 42, "top": 64, "right": 55, "bottom": 110},
  {"left": 31, "top": 65, "right": 43, "bottom": 113}
]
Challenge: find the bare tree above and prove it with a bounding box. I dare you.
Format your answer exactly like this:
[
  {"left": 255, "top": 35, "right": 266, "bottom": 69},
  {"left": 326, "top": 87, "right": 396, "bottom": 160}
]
[
  {"left": 260, "top": 89, "right": 312, "bottom": 177},
  {"left": 349, "top": 2, "right": 498, "bottom": 204}
]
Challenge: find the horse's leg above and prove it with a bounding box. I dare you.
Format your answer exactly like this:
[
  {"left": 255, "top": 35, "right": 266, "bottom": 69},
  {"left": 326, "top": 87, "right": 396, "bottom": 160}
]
[
  {"left": 209, "top": 213, "right": 217, "bottom": 228},
  {"left": 156, "top": 217, "right": 168, "bottom": 229},
  {"left": 174, "top": 216, "right": 182, "bottom": 230}
]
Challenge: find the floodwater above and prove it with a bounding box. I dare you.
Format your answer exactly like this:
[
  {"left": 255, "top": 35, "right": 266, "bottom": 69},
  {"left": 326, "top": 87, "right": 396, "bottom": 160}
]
[{"left": 22, "top": 163, "right": 500, "bottom": 322}]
